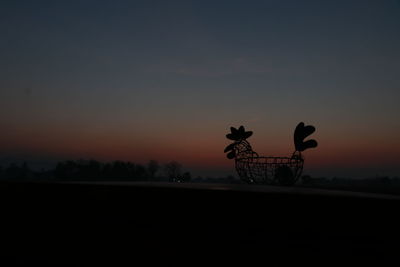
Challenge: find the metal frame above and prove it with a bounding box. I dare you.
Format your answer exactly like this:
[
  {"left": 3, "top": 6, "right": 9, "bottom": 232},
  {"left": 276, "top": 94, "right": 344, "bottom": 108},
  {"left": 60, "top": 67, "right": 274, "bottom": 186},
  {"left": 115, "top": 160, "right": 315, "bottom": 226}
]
[
  {"left": 235, "top": 154, "right": 304, "bottom": 185},
  {"left": 224, "top": 123, "right": 317, "bottom": 186}
]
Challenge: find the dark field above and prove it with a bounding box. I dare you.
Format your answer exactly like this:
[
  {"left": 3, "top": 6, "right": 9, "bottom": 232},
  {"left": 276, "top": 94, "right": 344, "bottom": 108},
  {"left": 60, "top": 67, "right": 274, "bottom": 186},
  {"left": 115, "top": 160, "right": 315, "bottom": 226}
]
[{"left": 1, "top": 181, "right": 399, "bottom": 266}]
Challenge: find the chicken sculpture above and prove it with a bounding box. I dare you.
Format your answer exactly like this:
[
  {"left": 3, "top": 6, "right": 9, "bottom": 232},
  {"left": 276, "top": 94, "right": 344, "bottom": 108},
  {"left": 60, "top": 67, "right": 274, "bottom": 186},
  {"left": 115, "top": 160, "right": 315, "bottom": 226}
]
[{"left": 224, "top": 122, "right": 318, "bottom": 185}]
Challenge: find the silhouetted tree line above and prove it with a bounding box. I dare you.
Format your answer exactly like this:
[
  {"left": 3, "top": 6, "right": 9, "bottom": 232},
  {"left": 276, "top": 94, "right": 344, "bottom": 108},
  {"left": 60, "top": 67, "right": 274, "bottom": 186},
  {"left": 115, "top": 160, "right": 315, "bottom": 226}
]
[
  {"left": 0, "top": 160, "right": 193, "bottom": 182},
  {"left": 54, "top": 160, "right": 150, "bottom": 181},
  {"left": 2, "top": 162, "right": 400, "bottom": 195},
  {"left": 0, "top": 162, "right": 33, "bottom": 180}
]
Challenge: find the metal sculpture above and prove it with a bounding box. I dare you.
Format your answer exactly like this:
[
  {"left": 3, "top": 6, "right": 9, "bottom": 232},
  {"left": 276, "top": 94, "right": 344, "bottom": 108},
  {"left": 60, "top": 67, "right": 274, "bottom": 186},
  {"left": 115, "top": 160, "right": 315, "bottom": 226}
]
[{"left": 224, "top": 122, "right": 318, "bottom": 186}]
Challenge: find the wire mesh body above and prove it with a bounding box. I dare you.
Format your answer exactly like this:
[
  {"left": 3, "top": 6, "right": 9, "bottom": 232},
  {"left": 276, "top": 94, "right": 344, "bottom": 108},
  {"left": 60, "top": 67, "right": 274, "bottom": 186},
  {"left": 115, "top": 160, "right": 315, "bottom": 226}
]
[{"left": 235, "top": 155, "right": 303, "bottom": 184}]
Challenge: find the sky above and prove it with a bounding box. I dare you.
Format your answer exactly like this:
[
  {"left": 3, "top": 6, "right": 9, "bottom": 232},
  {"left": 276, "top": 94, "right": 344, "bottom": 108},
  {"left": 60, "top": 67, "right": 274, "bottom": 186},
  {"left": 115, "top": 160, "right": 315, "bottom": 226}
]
[{"left": 1, "top": 0, "right": 400, "bottom": 178}]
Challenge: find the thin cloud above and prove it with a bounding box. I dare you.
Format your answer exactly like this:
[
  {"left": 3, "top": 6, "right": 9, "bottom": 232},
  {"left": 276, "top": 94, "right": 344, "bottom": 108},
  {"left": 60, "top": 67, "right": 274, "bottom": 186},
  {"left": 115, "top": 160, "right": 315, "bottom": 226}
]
[{"left": 148, "top": 57, "right": 276, "bottom": 77}]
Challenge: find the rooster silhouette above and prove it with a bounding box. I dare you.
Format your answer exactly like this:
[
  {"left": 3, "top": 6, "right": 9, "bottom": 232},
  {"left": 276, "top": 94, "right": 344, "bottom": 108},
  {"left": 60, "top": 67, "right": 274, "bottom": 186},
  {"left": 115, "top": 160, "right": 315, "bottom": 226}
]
[{"left": 224, "top": 122, "right": 318, "bottom": 185}]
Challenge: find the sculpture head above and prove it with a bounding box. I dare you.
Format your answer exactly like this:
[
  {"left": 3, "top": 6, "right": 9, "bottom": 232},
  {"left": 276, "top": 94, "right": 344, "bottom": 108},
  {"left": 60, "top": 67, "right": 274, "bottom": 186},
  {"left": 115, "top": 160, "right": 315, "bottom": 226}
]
[
  {"left": 226, "top": 126, "right": 253, "bottom": 141},
  {"left": 224, "top": 126, "right": 253, "bottom": 159}
]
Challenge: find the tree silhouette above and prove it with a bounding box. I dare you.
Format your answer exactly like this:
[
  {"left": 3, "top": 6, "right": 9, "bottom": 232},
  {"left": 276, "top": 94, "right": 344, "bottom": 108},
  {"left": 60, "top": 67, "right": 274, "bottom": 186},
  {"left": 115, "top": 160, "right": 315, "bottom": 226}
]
[
  {"left": 164, "top": 161, "right": 182, "bottom": 182},
  {"left": 54, "top": 160, "right": 148, "bottom": 181},
  {"left": 147, "top": 160, "right": 159, "bottom": 180},
  {"left": 135, "top": 164, "right": 147, "bottom": 180}
]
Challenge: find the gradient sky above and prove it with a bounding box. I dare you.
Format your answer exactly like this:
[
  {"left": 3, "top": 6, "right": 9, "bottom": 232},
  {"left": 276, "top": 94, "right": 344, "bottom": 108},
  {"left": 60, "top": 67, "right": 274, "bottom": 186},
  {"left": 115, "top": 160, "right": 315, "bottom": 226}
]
[{"left": 1, "top": 0, "right": 400, "bottom": 178}]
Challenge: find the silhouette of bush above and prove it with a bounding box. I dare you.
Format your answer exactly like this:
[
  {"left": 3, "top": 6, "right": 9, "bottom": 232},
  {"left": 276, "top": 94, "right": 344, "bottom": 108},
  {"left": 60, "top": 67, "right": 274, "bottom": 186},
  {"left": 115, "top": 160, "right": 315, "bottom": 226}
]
[
  {"left": 181, "top": 172, "right": 192, "bottom": 182},
  {"left": 164, "top": 161, "right": 182, "bottom": 182}
]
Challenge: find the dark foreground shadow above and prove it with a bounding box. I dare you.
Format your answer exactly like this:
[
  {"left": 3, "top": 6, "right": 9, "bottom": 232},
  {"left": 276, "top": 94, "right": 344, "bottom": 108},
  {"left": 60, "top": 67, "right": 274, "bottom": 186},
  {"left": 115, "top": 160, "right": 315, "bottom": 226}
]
[{"left": 0, "top": 181, "right": 399, "bottom": 266}]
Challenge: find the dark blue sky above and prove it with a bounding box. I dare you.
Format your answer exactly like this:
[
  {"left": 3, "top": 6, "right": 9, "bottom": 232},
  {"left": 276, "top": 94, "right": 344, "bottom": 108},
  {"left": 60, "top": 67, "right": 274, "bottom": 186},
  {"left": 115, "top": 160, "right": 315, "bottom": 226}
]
[{"left": 1, "top": 0, "right": 400, "bottom": 178}]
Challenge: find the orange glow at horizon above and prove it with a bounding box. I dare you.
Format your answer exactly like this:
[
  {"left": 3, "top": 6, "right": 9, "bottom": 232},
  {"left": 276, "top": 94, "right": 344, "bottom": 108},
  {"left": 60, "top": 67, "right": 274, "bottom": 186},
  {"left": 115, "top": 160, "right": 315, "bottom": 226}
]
[{"left": 2, "top": 123, "right": 400, "bottom": 175}]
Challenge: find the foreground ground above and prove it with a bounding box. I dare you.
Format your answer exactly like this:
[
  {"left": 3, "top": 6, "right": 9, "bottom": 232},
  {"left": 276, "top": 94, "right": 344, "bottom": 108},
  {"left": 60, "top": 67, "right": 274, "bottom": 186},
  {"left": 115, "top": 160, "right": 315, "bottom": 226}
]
[{"left": 1, "top": 181, "right": 399, "bottom": 266}]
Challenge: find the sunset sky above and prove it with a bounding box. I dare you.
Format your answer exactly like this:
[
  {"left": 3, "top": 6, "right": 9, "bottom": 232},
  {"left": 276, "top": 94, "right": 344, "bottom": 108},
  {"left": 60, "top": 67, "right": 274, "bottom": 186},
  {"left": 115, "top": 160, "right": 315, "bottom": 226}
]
[{"left": 1, "top": 0, "right": 400, "bottom": 178}]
